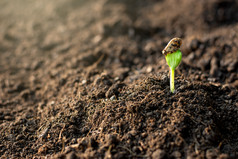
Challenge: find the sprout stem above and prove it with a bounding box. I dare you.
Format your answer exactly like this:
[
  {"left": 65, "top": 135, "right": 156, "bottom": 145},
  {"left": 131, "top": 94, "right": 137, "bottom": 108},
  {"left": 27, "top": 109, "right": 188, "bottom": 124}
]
[
  {"left": 170, "top": 67, "right": 175, "bottom": 93},
  {"left": 162, "top": 38, "right": 182, "bottom": 93}
]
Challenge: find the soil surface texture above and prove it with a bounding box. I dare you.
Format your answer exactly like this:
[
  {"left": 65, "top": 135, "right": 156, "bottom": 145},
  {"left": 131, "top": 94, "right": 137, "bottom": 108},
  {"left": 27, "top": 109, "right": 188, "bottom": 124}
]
[{"left": 0, "top": 0, "right": 238, "bottom": 158}]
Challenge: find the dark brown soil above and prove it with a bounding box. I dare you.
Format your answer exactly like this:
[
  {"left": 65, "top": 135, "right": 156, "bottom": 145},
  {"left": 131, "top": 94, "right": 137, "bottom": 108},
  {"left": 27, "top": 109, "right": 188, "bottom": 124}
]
[{"left": 0, "top": 0, "right": 238, "bottom": 158}]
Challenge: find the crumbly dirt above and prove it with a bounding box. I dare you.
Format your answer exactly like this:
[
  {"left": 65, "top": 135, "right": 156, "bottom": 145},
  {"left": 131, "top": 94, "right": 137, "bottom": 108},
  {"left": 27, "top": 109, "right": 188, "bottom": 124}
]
[{"left": 0, "top": 0, "right": 238, "bottom": 158}]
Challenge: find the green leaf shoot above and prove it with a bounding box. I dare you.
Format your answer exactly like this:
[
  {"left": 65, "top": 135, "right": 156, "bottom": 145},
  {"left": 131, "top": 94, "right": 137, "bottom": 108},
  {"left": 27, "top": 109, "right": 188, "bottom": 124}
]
[
  {"left": 162, "top": 37, "right": 182, "bottom": 93},
  {"left": 165, "top": 49, "right": 182, "bottom": 70},
  {"left": 165, "top": 50, "right": 182, "bottom": 93}
]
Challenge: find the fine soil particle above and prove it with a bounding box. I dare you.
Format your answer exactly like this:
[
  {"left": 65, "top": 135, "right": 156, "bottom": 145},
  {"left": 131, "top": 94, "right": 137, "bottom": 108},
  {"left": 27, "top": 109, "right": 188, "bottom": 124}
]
[{"left": 0, "top": 0, "right": 238, "bottom": 158}]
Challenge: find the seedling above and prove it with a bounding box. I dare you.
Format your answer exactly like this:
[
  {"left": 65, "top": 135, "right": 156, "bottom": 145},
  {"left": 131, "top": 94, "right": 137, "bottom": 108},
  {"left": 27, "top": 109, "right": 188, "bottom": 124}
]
[{"left": 162, "top": 38, "right": 182, "bottom": 93}]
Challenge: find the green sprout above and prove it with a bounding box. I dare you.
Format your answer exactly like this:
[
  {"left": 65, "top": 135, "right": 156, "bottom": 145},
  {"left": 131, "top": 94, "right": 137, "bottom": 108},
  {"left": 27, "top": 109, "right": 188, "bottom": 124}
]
[{"left": 162, "top": 38, "right": 182, "bottom": 93}]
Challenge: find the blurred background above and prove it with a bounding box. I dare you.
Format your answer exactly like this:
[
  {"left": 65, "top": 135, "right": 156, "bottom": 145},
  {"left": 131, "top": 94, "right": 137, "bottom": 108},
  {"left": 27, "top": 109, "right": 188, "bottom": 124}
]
[{"left": 0, "top": 0, "right": 237, "bottom": 88}]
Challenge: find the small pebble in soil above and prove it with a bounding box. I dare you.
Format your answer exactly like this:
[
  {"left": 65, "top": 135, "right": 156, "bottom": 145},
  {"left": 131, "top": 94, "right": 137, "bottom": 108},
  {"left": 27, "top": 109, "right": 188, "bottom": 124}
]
[
  {"left": 152, "top": 149, "right": 166, "bottom": 159},
  {"left": 82, "top": 79, "right": 87, "bottom": 85},
  {"left": 110, "top": 95, "right": 116, "bottom": 101}
]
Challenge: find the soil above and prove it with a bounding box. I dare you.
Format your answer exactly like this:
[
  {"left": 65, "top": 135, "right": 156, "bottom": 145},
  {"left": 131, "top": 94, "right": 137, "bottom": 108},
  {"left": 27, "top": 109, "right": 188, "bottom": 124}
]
[{"left": 0, "top": 0, "right": 238, "bottom": 158}]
